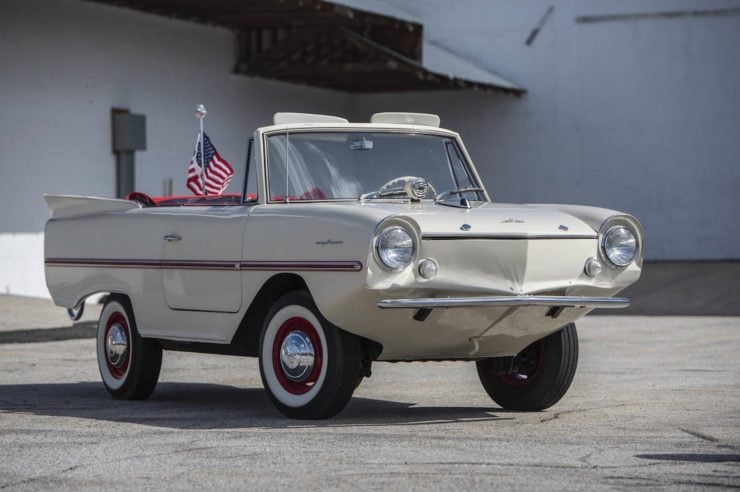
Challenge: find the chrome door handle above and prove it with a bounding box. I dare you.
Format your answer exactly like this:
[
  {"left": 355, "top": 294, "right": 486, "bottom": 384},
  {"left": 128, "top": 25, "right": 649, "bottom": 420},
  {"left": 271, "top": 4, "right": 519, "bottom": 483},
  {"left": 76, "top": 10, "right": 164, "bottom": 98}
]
[{"left": 163, "top": 234, "right": 181, "bottom": 242}]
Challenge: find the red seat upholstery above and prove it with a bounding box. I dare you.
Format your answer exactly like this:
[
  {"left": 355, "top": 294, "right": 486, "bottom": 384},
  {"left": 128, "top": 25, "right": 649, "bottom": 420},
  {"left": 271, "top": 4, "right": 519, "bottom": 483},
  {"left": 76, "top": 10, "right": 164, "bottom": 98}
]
[
  {"left": 271, "top": 188, "right": 327, "bottom": 202},
  {"left": 126, "top": 192, "right": 258, "bottom": 207},
  {"left": 125, "top": 191, "right": 157, "bottom": 207}
]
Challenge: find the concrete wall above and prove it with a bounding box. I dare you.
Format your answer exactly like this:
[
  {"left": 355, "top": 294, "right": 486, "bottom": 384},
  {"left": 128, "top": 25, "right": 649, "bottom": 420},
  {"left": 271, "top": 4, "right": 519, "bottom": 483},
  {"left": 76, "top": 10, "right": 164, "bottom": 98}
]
[
  {"left": 340, "top": 0, "right": 740, "bottom": 261},
  {"left": 0, "top": 0, "right": 350, "bottom": 297}
]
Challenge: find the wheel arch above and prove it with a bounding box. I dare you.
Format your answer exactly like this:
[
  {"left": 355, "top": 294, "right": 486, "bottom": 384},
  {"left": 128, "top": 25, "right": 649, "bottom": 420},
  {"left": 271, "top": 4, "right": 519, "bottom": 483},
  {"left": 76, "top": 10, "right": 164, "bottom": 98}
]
[
  {"left": 230, "top": 273, "right": 310, "bottom": 356},
  {"left": 52, "top": 285, "right": 127, "bottom": 311},
  {"left": 229, "top": 273, "right": 383, "bottom": 363},
  {"left": 58, "top": 289, "right": 122, "bottom": 317}
]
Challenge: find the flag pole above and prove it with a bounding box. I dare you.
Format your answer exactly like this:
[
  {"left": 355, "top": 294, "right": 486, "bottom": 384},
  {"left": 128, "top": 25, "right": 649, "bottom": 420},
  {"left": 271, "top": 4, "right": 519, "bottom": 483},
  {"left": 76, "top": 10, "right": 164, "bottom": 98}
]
[{"left": 196, "top": 104, "right": 207, "bottom": 196}]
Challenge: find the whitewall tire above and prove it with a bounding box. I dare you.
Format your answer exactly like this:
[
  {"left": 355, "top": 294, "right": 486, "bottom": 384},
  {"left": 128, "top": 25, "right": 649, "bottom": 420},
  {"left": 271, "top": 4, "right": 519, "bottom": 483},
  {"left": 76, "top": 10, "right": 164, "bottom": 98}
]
[
  {"left": 259, "top": 291, "right": 363, "bottom": 419},
  {"left": 97, "top": 295, "right": 162, "bottom": 400}
]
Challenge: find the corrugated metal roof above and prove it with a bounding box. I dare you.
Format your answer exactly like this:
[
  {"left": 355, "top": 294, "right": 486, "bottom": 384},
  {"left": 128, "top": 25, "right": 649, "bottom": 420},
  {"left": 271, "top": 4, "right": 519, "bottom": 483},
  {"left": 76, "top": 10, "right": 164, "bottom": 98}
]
[
  {"left": 422, "top": 41, "right": 523, "bottom": 92},
  {"left": 85, "top": 0, "right": 524, "bottom": 94}
]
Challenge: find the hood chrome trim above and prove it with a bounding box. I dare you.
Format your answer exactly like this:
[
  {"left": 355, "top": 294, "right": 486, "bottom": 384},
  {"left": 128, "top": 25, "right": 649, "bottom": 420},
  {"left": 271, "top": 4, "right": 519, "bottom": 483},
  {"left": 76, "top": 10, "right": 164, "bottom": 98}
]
[
  {"left": 421, "top": 233, "right": 597, "bottom": 240},
  {"left": 378, "top": 295, "right": 629, "bottom": 309}
]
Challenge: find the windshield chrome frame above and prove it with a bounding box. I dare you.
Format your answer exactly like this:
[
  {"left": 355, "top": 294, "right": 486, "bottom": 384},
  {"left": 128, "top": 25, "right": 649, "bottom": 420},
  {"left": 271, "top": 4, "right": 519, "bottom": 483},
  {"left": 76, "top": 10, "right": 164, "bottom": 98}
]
[{"left": 259, "top": 127, "right": 491, "bottom": 205}]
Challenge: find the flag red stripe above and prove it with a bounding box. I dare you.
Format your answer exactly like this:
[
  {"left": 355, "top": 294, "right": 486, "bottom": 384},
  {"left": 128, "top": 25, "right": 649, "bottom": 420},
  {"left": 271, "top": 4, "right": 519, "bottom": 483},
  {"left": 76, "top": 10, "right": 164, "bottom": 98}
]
[
  {"left": 205, "top": 175, "right": 224, "bottom": 187},
  {"left": 205, "top": 173, "right": 229, "bottom": 187},
  {"left": 185, "top": 135, "right": 233, "bottom": 196},
  {"left": 212, "top": 155, "right": 233, "bottom": 174},
  {"left": 207, "top": 167, "right": 227, "bottom": 180}
]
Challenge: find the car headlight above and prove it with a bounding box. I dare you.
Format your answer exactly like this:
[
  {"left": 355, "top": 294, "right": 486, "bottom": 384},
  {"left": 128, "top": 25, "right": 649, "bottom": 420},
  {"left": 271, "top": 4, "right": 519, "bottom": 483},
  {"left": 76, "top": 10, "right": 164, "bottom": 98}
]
[
  {"left": 602, "top": 225, "right": 638, "bottom": 267},
  {"left": 376, "top": 226, "right": 415, "bottom": 271}
]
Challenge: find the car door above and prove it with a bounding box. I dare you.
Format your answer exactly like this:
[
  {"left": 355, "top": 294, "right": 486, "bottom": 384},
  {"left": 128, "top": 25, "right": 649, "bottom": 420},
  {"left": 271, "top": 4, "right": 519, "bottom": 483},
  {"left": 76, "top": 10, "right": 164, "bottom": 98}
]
[{"left": 161, "top": 206, "right": 249, "bottom": 312}]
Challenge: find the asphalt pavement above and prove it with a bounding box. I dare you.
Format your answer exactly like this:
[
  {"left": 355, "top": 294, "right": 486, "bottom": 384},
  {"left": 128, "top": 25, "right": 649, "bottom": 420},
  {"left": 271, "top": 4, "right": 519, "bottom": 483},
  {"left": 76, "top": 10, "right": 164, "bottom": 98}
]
[{"left": 0, "top": 295, "right": 738, "bottom": 490}]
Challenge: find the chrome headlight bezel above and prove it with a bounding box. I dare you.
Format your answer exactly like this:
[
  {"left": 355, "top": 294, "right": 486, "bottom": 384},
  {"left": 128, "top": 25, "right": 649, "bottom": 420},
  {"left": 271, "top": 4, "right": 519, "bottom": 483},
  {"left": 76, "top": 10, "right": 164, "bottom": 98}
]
[
  {"left": 600, "top": 224, "right": 639, "bottom": 268},
  {"left": 374, "top": 226, "right": 416, "bottom": 272}
]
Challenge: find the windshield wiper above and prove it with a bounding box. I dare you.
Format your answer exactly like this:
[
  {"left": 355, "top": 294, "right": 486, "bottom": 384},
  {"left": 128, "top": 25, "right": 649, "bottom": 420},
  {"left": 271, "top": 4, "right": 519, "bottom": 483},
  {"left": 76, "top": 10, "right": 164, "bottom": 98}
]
[
  {"left": 435, "top": 187, "right": 484, "bottom": 209},
  {"left": 378, "top": 189, "right": 412, "bottom": 198},
  {"left": 442, "top": 187, "right": 484, "bottom": 196},
  {"left": 359, "top": 190, "right": 408, "bottom": 201}
]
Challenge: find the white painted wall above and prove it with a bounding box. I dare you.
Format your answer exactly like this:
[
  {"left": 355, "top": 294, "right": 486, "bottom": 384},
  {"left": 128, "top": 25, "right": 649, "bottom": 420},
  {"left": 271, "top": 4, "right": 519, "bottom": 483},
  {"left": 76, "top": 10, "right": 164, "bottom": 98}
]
[
  {"left": 0, "top": 234, "right": 46, "bottom": 298},
  {"left": 0, "top": 0, "right": 350, "bottom": 297},
  {"left": 340, "top": 0, "right": 740, "bottom": 261}
]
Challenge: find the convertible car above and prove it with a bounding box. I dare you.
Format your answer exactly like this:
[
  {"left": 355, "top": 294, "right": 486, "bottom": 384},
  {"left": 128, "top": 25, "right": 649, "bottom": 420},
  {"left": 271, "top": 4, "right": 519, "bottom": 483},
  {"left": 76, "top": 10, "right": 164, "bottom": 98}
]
[{"left": 44, "top": 112, "right": 642, "bottom": 419}]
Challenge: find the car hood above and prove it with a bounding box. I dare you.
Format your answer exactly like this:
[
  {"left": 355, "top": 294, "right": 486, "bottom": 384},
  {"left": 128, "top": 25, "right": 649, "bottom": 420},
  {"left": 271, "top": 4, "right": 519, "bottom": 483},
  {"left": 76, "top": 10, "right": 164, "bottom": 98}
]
[{"left": 397, "top": 202, "right": 596, "bottom": 238}]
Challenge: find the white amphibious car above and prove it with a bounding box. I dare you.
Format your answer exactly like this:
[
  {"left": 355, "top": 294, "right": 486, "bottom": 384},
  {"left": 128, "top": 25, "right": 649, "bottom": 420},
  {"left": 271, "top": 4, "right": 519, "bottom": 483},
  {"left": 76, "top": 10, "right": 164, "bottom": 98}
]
[{"left": 45, "top": 112, "right": 642, "bottom": 419}]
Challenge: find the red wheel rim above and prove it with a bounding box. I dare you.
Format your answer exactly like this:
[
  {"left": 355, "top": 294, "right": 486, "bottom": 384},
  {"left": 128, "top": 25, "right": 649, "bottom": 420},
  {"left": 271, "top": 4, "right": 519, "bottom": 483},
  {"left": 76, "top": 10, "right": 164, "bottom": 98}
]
[
  {"left": 497, "top": 340, "right": 544, "bottom": 387},
  {"left": 104, "top": 311, "right": 131, "bottom": 379},
  {"left": 272, "top": 317, "right": 323, "bottom": 395}
]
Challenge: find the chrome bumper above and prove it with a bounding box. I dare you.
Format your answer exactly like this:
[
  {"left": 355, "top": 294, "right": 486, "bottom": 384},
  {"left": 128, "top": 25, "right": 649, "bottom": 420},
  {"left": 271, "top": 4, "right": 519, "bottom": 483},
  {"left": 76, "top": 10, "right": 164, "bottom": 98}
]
[{"left": 377, "top": 295, "right": 630, "bottom": 309}]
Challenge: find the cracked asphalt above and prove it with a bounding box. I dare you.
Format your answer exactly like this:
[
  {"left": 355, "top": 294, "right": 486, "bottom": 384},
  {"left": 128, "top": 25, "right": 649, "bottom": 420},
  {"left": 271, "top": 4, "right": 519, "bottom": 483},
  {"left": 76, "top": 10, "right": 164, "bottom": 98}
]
[{"left": 0, "top": 296, "right": 738, "bottom": 490}]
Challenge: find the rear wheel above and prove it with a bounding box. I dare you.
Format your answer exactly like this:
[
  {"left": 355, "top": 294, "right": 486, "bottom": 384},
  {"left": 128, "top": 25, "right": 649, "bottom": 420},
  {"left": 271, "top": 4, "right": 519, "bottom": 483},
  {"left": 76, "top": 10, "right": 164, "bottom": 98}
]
[
  {"left": 259, "top": 291, "right": 363, "bottom": 419},
  {"left": 477, "top": 323, "right": 578, "bottom": 411},
  {"left": 97, "top": 295, "right": 162, "bottom": 400}
]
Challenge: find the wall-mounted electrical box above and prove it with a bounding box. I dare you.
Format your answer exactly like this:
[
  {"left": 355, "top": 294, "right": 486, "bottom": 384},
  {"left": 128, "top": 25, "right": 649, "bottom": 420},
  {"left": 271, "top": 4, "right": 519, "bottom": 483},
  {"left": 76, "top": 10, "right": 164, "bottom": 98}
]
[{"left": 112, "top": 112, "right": 146, "bottom": 152}]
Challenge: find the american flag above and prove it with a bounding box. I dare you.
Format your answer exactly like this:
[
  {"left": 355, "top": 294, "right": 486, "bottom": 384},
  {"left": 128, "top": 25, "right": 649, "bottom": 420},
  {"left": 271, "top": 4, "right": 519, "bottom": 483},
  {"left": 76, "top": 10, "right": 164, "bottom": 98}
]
[{"left": 186, "top": 133, "right": 234, "bottom": 195}]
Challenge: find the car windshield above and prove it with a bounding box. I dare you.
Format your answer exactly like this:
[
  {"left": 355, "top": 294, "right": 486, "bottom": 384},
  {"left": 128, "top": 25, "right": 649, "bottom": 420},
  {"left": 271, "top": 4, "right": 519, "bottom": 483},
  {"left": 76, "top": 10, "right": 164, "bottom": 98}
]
[{"left": 265, "top": 131, "right": 483, "bottom": 202}]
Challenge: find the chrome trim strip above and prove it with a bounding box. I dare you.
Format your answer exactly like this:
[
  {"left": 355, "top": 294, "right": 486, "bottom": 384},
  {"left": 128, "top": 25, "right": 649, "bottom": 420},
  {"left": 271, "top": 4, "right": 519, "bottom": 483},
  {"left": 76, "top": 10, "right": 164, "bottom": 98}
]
[
  {"left": 45, "top": 258, "right": 363, "bottom": 272},
  {"left": 377, "top": 295, "right": 630, "bottom": 309},
  {"left": 422, "top": 233, "right": 597, "bottom": 240},
  {"left": 240, "top": 261, "right": 363, "bottom": 271},
  {"left": 163, "top": 260, "right": 238, "bottom": 270},
  {"left": 45, "top": 258, "right": 161, "bottom": 269}
]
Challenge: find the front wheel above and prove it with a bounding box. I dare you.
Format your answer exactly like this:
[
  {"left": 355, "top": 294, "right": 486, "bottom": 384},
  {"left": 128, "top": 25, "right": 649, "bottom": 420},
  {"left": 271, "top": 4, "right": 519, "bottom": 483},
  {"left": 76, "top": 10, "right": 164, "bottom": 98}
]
[
  {"left": 259, "top": 291, "right": 364, "bottom": 419},
  {"left": 476, "top": 323, "right": 579, "bottom": 411},
  {"left": 97, "top": 295, "right": 162, "bottom": 400}
]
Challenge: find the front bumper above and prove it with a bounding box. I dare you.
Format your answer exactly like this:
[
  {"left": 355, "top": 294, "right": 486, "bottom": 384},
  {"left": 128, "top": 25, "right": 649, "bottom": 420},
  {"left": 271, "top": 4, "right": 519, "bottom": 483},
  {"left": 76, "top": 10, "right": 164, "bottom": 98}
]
[{"left": 377, "top": 295, "right": 630, "bottom": 309}]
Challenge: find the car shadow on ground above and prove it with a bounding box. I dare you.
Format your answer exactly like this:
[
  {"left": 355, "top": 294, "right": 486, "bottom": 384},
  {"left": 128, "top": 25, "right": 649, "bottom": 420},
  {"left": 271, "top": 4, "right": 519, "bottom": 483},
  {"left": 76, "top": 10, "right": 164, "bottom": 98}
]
[{"left": 0, "top": 381, "right": 514, "bottom": 429}]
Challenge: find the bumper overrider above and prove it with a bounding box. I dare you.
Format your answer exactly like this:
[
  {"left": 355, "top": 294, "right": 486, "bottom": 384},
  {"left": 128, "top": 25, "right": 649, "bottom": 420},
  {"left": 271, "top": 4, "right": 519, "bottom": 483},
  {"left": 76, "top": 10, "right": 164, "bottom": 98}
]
[{"left": 377, "top": 295, "right": 630, "bottom": 309}]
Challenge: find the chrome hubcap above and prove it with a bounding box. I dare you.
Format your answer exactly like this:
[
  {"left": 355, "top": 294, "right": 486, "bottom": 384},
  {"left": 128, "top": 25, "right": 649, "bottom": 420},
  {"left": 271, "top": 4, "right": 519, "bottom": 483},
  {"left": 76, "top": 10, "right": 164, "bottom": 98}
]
[
  {"left": 279, "top": 330, "right": 315, "bottom": 382},
  {"left": 106, "top": 323, "right": 129, "bottom": 368}
]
